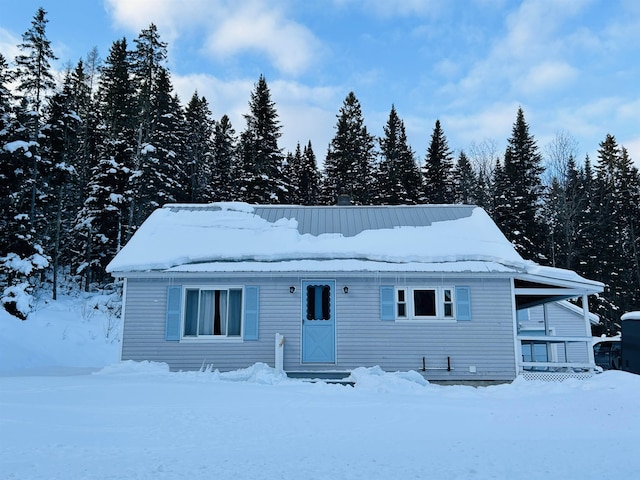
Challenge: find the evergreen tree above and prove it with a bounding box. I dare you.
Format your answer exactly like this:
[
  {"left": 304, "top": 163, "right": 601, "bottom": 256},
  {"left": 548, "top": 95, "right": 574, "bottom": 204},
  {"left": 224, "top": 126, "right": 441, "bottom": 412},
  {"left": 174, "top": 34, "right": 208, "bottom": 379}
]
[
  {"left": 134, "top": 67, "right": 184, "bottom": 221},
  {"left": 210, "top": 114, "right": 238, "bottom": 201},
  {"left": 300, "top": 141, "right": 320, "bottom": 205},
  {"left": 493, "top": 108, "right": 545, "bottom": 260},
  {"left": 131, "top": 23, "right": 167, "bottom": 143},
  {"left": 127, "top": 24, "right": 173, "bottom": 232},
  {"left": 422, "top": 120, "right": 455, "bottom": 204},
  {"left": 590, "top": 135, "right": 640, "bottom": 331},
  {"left": 73, "top": 38, "right": 136, "bottom": 289},
  {"left": 183, "top": 92, "right": 214, "bottom": 202},
  {"left": 14, "top": 7, "right": 57, "bottom": 128},
  {"left": 282, "top": 141, "right": 320, "bottom": 205},
  {"left": 1, "top": 49, "right": 51, "bottom": 317},
  {"left": 238, "top": 75, "right": 285, "bottom": 203},
  {"left": 454, "top": 150, "right": 478, "bottom": 205},
  {"left": 282, "top": 144, "right": 303, "bottom": 204},
  {"left": 321, "top": 92, "right": 376, "bottom": 205},
  {"left": 377, "top": 105, "right": 422, "bottom": 204},
  {"left": 13, "top": 7, "right": 58, "bottom": 242},
  {"left": 40, "top": 68, "right": 86, "bottom": 299}
]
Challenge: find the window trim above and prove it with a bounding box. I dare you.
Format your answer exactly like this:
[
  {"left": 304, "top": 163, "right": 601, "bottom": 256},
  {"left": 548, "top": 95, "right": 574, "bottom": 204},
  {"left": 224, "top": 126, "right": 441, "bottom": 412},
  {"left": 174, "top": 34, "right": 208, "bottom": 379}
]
[
  {"left": 181, "top": 285, "right": 245, "bottom": 341},
  {"left": 395, "top": 286, "right": 458, "bottom": 321}
]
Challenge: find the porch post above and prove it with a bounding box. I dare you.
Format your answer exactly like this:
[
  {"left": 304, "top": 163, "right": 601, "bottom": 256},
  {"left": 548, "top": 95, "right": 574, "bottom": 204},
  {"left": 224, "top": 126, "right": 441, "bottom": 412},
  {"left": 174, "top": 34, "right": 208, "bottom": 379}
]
[
  {"left": 583, "top": 294, "right": 596, "bottom": 370},
  {"left": 543, "top": 303, "right": 552, "bottom": 361}
]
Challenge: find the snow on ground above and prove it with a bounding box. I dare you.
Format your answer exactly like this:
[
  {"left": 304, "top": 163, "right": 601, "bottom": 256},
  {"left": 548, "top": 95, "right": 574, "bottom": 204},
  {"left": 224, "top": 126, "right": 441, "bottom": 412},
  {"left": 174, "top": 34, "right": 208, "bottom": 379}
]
[{"left": 2, "top": 293, "right": 640, "bottom": 480}]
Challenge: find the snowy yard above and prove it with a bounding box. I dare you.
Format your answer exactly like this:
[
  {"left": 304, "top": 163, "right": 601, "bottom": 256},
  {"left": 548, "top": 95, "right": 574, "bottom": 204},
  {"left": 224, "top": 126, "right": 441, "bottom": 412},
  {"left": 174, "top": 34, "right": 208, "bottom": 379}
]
[{"left": 1, "top": 293, "right": 639, "bottom": 480}]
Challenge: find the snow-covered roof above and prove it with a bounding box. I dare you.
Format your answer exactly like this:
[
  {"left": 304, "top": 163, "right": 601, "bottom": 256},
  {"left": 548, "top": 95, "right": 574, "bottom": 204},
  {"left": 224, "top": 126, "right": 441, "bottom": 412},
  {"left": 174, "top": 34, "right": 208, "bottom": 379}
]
[{"left": 105, "top": 202, "right": 602, "bottom": 291}]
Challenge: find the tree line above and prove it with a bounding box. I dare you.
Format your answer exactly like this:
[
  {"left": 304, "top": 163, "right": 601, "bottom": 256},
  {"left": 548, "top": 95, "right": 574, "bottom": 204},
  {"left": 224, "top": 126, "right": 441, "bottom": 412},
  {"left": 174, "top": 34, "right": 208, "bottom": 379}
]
[{"left": 1, "top": 8, "right": 638, "bottom": 333}]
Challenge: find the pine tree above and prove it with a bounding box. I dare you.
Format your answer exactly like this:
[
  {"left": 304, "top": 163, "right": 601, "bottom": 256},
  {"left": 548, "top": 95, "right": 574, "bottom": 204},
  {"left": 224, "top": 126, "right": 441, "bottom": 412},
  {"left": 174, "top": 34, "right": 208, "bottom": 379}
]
[
  {"left": 590, "top": 135, "right": 640, "bottom": 331},
  {"left": 493, "top": 108, "right": 545, "bottom": 260},
  {"left": 321, "top": 92, "right": 376, "bottom": 205},
  {"left": 134, "top": 67, "right": 184, "bottom": 221},
  {"left": 211, "top": 114, "right": 238, "bottom": 201},
  {"left": 422, "top": 120, "right": 455, "bottom": 204},
  {"left": 377, "top": 105, "right": 422, "bottom": 204},
  {"left": 454, "top": 151, "right": 478, "bottom": 205},
  {"left": 300, "top": 141, "right": 320, "bottom": 205},
  {"left": 282, "top": 141, "right": 320, "bottom": 205},
  {"left": 282, "top": 144, "right": 302, "bottom": 204},
  {"left": 14, "top": 7, "right": 57, "bottom": 128},
  {"left": 13, "top": 7, "right": 58, "bottom": 246},
  {"left": 74, "top": 38, "right": 136, "bottom": 289},
  {"left": 238, "top": 75, "right": 285, "bottom": 203},
  {"left": 40, "top": 68, "right": 86, "bottom": 299},
  {"left": 183, "top": 92, "right": 214, "bottom": 202},
  {"left": 0, "top": 54, "right": 48, "bottom": 317},
  {"left": 127, "top": 24, "right": 173, "bottom": 231}
]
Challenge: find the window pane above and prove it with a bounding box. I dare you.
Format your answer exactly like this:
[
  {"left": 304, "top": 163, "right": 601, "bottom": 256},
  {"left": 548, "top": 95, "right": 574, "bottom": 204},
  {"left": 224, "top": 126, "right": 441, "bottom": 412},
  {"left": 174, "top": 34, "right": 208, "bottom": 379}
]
[
  {"left": 397, "top": 303, "right": 406, "bottom": 317},
  {"left": 184, "top": 289, "right": 199, "bottom": 336},
  {"left": 444, "top": 289, "right": 452, "bottom": 302},
  {"left": 217, "top": 290, "right": 228, "bottom": 335},
  {"left": 199, "top": 290, "right": 215, "bottom": 335},
  {"left": 398, "top": 290, "right": 405, "bottom": 302},
  {"left": 307, "top": 285, "right": 331, "bottom": 320},
  {"left": 321, "top": 286, "right": 331, "bottom": 320},
  {"left": 414, "top": 290, "right": 436, "bottom": 316},
  {"left": 533, "top": 344, "right": 548, "bottom": 362},
  {"left": 444, "top": 303, "right": 453, "bottom": 317},
  {"left": 227, "top": 289, "right": 242, "bottom": 336},
  {"left": 306, "top": 285, "right": 315, "bottom": 320}
]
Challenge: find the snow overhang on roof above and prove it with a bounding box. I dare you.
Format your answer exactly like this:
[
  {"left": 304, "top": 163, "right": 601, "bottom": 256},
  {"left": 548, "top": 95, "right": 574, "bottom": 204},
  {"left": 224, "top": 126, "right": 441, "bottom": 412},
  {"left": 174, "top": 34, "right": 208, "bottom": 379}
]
[{"left": 105, "top": 202, "right": 603, "bottom": 295}]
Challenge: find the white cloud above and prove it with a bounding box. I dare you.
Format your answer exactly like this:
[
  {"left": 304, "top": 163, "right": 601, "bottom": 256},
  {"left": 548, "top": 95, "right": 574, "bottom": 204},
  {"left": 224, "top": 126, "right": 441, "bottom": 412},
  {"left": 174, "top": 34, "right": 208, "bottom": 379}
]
[
  {"left": 442, "top": 102, "right": 521, "bottom": 151},
  {"left": 0, "top": 27, "right": 20, "bottom": 61},
  {"left": 172, "top": 73, "right": 340, "bottom": 159},
  {"left": 452, "top": 0, "right": 591, "bottom": 101},
  {"left": 105, "top": 0, "right": 321, "bottom": 76},
  {"left": 520, "top": 61, "right": 578, "bottom": 94},
  {"left": 624, "top": 137, "right": 640, "bottom": 167}
]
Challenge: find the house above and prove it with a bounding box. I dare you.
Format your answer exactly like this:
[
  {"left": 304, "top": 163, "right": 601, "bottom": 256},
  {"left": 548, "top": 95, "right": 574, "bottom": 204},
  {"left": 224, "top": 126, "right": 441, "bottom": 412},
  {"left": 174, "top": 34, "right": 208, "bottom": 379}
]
[{"left": 106, "top": 202, "right": 603, "bottom": 382}]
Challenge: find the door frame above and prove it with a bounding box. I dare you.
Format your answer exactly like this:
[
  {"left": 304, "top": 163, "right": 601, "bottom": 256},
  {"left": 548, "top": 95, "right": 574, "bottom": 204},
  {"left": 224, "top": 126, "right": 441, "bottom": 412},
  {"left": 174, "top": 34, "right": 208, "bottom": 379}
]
[{"left": 300, "top": 279, "right": 336, "bottom": 364}]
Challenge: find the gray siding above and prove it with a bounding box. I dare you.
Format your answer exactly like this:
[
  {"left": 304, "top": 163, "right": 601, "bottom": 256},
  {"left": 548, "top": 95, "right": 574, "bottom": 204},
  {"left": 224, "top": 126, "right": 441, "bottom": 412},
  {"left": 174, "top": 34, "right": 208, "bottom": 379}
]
[
  {"left": 121, "top": 273, "right": 517, "bottom": 381},
  {"left": 518, "top": 302, "right": 591, "bottom": 363}
]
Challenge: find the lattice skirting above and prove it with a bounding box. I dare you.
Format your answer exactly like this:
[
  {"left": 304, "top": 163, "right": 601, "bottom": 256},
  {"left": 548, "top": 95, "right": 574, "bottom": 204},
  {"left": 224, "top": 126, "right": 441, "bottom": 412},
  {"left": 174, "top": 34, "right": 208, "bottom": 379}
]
[{"left": 520, "top": 370, "right": 594, "bottom": 382}]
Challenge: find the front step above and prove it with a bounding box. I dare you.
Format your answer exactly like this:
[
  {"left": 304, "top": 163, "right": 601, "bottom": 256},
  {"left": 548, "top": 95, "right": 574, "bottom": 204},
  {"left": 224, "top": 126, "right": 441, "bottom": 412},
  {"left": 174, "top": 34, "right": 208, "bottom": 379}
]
[{"left": 286, "top": 371, "right": 353, "bottom": 385}]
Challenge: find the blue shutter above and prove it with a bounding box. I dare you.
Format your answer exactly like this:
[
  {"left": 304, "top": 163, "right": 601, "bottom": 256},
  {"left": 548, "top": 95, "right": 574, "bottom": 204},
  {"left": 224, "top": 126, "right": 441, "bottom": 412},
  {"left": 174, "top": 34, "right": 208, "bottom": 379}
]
[
  {"left": 455, "top": 286, "right": 471, "bottom": 321},
  {"left": 243, "top": 286, "right": 259, "bottom": 340},
  {"left": 380, "top": 286, "right": 395, "bottom": 321},
  {"left": 165, "top": 286, "right": 182, "bottom": 341}
]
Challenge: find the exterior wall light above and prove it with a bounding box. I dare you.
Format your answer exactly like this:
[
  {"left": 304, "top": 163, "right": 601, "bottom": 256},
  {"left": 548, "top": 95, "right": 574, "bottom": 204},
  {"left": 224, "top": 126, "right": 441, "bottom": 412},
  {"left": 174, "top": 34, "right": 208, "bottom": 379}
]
[
  {"left": 290, "top": 286, "right": 296, "bottom": 294},
  {"left": 343, "top": 286, "right": 349, "bottom": 294}
]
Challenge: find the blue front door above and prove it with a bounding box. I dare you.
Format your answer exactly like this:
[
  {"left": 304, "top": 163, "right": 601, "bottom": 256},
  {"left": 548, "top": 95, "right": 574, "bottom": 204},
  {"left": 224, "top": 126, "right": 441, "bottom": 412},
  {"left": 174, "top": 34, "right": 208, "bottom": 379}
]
[{"left": 302, "top": 280, "right": 336, "bottom": 363}]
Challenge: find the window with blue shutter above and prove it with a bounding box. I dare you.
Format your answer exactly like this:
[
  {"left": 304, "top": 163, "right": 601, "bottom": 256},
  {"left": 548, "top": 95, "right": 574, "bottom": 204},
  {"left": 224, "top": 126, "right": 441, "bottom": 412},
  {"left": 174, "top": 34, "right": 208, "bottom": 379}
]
[
  {"left": 455, "top": 286, "right": 471, "bottom": 321},
  {"left": 165, "top": 286, "right": 183, "bottom": 341},
  {"left": 380, "top": 286, "right": 395, "bottom": 321},
  {"left": 243, "top": 286, "right": 259, "bottom": 340}
]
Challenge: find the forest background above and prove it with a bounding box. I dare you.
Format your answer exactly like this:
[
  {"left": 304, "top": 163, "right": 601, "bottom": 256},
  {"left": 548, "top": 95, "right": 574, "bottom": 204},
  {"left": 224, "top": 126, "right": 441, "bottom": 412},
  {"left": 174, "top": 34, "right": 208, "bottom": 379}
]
[{"left": 1, "top": 8, "right": 638, "bottom": 334}]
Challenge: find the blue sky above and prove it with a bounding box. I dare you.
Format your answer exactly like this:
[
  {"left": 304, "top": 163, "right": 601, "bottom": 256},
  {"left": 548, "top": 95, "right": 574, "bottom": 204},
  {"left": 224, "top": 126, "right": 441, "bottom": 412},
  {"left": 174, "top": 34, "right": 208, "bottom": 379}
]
[{"left": 1, "top": 0, "right": 638, "bottom": 168}]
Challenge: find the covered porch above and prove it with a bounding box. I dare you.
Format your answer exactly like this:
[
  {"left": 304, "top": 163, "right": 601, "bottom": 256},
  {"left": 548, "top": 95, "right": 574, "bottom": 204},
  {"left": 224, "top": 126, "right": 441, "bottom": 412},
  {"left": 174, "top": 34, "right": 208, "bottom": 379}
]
[{"left": 513, "top": 271, "right": 603, "bottom": 380}]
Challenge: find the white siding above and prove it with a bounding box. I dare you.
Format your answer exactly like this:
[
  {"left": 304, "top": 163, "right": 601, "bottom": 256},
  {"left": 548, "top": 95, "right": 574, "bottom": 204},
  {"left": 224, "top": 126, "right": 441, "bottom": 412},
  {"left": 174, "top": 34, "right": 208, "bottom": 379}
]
[{"left": 121, "top": 274, "right": 517, "bottom": 381}]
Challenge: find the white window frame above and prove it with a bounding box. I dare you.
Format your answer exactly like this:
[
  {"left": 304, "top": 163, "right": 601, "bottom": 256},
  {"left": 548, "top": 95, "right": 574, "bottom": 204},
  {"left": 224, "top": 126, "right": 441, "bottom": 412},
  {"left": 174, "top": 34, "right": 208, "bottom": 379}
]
[
  {"left": 182, "top": 285, "right": 244, "bottom": 341},
  {"left": 395, "top": 287, "right": 456, "bottom": 321}
]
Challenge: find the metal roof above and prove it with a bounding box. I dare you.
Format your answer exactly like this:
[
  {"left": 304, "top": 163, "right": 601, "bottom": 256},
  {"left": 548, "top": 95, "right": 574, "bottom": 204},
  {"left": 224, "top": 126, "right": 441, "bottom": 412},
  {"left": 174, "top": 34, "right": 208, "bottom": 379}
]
[{"left": 252, "top": 205, "right": 476, "bottom": 237}]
